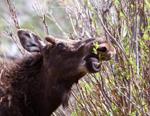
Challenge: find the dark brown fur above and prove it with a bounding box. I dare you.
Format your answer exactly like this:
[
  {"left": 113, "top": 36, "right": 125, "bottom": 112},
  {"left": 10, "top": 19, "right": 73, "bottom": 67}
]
[{"left": 0, "top": 30, "right": 116, "bottom": 116}]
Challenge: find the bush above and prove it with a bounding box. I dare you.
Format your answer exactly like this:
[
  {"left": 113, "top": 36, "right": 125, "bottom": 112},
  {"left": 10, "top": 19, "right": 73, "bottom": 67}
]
[{"left": 0, "top": 0, "right": 150, "bottom": 115}]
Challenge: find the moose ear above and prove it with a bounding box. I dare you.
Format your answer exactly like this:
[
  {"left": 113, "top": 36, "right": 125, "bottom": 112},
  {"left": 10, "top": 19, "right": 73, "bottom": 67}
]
[
  {"left": 17, "top": 29, "right": 46, "bottom": 52},
  {"left": 45, "top": 36, "right": 56, "bottom": 45}
]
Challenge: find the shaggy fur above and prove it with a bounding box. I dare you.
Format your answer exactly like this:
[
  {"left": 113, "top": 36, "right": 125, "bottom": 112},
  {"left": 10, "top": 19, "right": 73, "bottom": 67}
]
[{"left": 0, "top": 30, "right": 116, "bottom": 116}]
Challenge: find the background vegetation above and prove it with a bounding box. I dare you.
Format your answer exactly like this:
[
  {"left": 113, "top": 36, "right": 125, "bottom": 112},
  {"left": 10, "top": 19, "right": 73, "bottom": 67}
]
[{"left": 0, "top": 0, "right": 150, "bottom": 115}]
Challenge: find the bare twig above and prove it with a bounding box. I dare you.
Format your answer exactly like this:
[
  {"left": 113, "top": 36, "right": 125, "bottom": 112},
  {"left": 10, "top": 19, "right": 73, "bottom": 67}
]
[
  {"left": 5, "top": 0, "right": 20, "bottom": 29},
  {"left": 47, "top": 12, "right": 69, "bottom": 39},
  {"left": 42, "top": 15, "right": 49, "bottom": 35}
]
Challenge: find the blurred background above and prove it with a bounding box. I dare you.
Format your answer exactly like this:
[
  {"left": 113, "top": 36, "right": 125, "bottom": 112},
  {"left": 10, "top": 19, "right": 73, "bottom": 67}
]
[{"left": 0, "top": 0, "right": 150, "bottom": 115}]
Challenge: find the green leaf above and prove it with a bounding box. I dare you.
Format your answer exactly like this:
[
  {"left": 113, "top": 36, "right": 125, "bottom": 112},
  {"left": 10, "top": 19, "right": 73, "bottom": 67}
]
[
  {"left": 114, "top": 0, "right": 120, "bottom": 6},
  {"left": 71, "top": 111, "right": 78, "bottom": 116},
  {"left": 92, "top": 42, "right": 100, "bottom": 55}
]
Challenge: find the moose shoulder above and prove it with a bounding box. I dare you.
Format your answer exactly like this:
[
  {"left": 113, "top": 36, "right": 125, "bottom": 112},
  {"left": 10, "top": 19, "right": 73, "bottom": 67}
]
[{"left": 0, "top": 29, "right": 116, "bottom": 116}]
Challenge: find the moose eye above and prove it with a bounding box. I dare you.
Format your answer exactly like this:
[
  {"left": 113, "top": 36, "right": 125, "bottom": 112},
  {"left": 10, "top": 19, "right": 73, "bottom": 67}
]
[{"left": 57, "top": 43, "right": 65, "bottom": 49}]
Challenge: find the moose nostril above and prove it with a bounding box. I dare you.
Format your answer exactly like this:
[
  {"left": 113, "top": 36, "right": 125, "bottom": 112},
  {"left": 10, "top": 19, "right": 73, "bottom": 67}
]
[{"left": 98, "top": 46, "right": 107, "bottom": 52}]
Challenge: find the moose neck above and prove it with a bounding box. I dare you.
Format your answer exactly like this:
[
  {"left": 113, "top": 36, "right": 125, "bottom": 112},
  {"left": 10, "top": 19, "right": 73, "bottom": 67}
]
[
  {"left": 37, "top": 65, "right": 85, "bottom": 115},
  {"left": 12, "top": 54, "right": 85, "bottom": 116}
]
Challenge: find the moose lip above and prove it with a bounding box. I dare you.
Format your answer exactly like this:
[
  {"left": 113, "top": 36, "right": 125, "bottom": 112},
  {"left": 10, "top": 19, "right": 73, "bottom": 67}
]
[{"left": 85, "top": 54, "right": 100, "bottom": 73}]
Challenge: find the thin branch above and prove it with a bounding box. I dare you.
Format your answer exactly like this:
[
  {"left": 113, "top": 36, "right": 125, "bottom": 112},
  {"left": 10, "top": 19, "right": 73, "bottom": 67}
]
[
  {"left": 42, "top": 15, "right": 49, "bottom": 35},
  {"left": 47, "top": 12, "right": 69, "bottom": 39},
  {"left": 6, "top": 0, "right": 20, "bottom": 29}
]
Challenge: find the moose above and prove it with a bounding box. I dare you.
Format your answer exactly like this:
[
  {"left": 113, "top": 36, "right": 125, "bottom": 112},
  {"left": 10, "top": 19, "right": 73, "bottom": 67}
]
[{"left": 0, "top": 29, "right": 116, "bottom": 116}]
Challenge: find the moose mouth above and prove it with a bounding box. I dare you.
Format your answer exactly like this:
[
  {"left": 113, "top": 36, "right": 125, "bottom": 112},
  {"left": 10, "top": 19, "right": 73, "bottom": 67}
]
[{"left": 85, "top": 54, "right": 101, "bottom": 73}]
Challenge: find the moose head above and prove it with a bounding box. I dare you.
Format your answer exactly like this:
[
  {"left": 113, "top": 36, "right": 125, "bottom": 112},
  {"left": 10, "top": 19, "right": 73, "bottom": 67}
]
[{"left": 13, "top": 29, "right": 116, "bottom": 115}]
